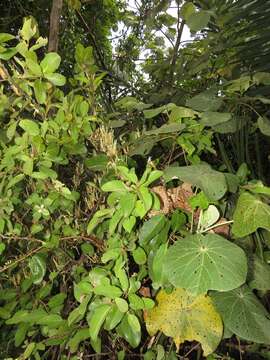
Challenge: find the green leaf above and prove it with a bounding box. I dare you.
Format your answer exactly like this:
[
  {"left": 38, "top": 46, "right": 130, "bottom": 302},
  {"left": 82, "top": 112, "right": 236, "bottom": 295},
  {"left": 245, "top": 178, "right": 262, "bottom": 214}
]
[
  {"left": 0, "top": 242, "right": 6, "bottom": 255},
  {"left": 93, "top": 277, "right": 122, "bottom": 298},
  {"left": 213, "top": 116, "right": 238, "bottom": 134},
  {"left": 33, "top": 79, "right": 47, "bottom": 104},
  {"left": 85, "top": 155, "right": 109, "bottom": 171},
  {"left": 149, "top": 243, "right": 168, "bottom": 289},
  {"left": 101, "top": 248, "right": 121, "bottom": 263},
  {"left": 104, "top": 305, "right": 124, "bottom": 330},
  {"left": 119, "top": 192, "right": 136, "bottom": 217},
  {"left": 115, "top": 298, "right": 129, "bottom": 313},
  {"left": 40, "top": 53, "right": 61, "bottom": 74},
  {"left": 26, "top": 58, "right": 42, "bottom": 76},
  {"left": 254, "top": 72, "right": 270, "bottom": 86},
  {"left": 87, "top": 208, "right": 113, "bottom": 234},
  {"left": 127, "top": 313, "right": 141, "bottom": 332},
  {"left": 164, "top": 233, "right": 247, "bottom": 295},
  {"left": 139, "top": 186, "right": 152, "bottom": 213},
  {"left": 145, "top": 288, "right": 223, "bottom": 356},
  {"left": 28, "top": 254, "right": 46, "bottom": 285},
  {"left": 44, "top": 73, "right": 66, "bottom": 86},
  {"left": 117, "top": 314, "right": 141, "bottom": 348},
  {"left": 199, "top": 205, "right": 219, "bottom": 231},
  {"left": 109, "top": 209, "right": 123, "bottom": 234},
  {"left": 117, "top": 166, "right": 138, "bottom": 184},
  {"left": 68, "top": 328, "right": 89, "bottom": 353},
  {"left": 164, "top": 165, "right": 227, "bottom": 201},
  {"left": 20, "top": 17, "right": 37, "bottom": 41},
  {"left": 189, "top": 192, "right": 209, "bottom": 210},
  {"left": 36, "top": 314, "right": 63, "bottom": 328},
  {"left": 258, "top": 116, "right": 270, "bottom": 136},
  {"left": 123, "top": 215, "right": 136, "bottom": 233},
  {"left": 186, "top": 11, "right": 211, "bottom": 32},
  {"left": 0, "top": 47, "right": 17, "bottom": 60},
  {"left": 232, "top": 192, "right": 270, "bottom": 237},
  {"left": 186, "top": 92, "right": 223, "bottom": 112},
  {"left": 141, "top": 170, "right": 163, "bottom": 187},
  {"left": 169, "top": 106, "right": 195, "bottom": 121},
  {"left": 249, "top": 256, "right": 270, "bottom": 291},
  {"left": 139, "top": 215, "right": 166, "bottom": 247},
  {"left": 15, "top": 323, "right": 29, "bottom": 347},
  {"left": 145, "top": 123, "right": 185, "bottom": 135},
  {"left": 171, "top": 210, "right": 187, "bottom": 232},
  {"left": 23, "top": 157, "right": 34, "bottom": 175},
  {"left": 132, "top": 247, "right": 147, "bottom": 265},
  {"left": 226, "top": 76, "right": 251, "bottom": 94},
  {"left": 201, "top": 112, "right": 231, "bottom": 127},
  {"left": 0, "top": 33, "right": 15, "bottom": 43},
  {"left": 87, "top": 304, "right": 111, "bottom": 342},
  {"left": 244, "top": 182, "right": 270, "bottom": 196},
  {"left": 23, "top": 342, "right": 35, "bottom": 359},
  {"left": 133, "top": 199, "right": 148, "bottom": 218},
  {"left": 19, "top": 119, "right": 40, "bottom": 136},
  {"left": 128, "top": 294, "right": 145, "bottom": 310},
  {"left": 211, "top": 285, "right": 270, "bottom": 344},
  {"left": 143, "top": 103, "right": 176, "bottom": 119},
  {"left": 101, "top": 180, "right": 127, "bottom": 192}
]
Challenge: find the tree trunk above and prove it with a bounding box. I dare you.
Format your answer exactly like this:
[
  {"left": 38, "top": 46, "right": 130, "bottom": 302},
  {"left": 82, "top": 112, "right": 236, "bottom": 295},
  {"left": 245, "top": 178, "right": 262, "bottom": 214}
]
[{"left": 48, "top": 0, "right": 63, "bottom": 52}]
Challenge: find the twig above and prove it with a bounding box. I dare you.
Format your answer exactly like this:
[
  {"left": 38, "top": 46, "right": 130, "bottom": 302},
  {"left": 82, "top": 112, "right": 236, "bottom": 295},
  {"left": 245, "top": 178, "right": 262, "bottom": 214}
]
[{"left": 0, "top": 246, "right": 43, "bottom": 273}]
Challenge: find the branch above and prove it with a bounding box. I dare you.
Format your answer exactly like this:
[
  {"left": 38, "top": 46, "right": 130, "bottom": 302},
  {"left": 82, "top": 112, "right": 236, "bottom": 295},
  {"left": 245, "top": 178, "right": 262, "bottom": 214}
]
[
  {"left": 48, "top": 0, "right": 63, "bottom": 52},
  {"left": 168, "top": 1, "right": 185, "bottom": 82}
]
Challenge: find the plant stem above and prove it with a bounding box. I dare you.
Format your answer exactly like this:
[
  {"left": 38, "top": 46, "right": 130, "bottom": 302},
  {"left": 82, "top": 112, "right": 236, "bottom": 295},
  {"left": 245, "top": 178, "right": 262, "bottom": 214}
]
[{"left": 216, "top": 134, "right": 234, "bottom": 173}]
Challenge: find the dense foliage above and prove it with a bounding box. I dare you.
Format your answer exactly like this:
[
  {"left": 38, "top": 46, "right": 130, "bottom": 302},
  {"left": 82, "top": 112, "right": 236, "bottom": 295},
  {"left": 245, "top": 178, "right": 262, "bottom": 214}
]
[{"left": 1, "top": 1, "right": 270, "bottom": 359}]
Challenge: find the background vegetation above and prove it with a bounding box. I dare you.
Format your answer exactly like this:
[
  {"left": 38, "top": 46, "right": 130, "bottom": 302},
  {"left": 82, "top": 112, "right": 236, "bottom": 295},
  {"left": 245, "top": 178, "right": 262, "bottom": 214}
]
[{"left": 1, "top": 0, "right": 270, "bottom": 359}]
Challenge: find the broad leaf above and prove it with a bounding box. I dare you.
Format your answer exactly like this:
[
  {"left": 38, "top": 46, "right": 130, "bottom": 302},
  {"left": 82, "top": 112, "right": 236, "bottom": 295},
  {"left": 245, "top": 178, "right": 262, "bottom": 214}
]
[
  {"left": 201, "top": 112, "right": 231, "bottom": 127},
  {"left": 87, "top": 304, "right": 111, "bottom": 342},
  {"left": 19, "top": 119, "right": 40, "bottom": 136},
  {"left": 199, "top": 205, "right": 220, "bottom": 231},
  {"left": 186, "top": 92, "right": 223, "bottom": 112},
  {"left": 145, "top": 123, "right": 185, "bottom": 135},
  {"left": 249, "top": 256, "right": 270, "bottom": 291},
  {"left": 45, "top": 73, "right": 66, "bottom": 86},
  {"left": 186, "top": 11, "right": 211, "bottom": 32},
  {"left": 232, "top": 192, "right": 270, "bottom": 237},
  {"left": 28, "top": 254, "right": 46, "bottom": 285},
  {"left": 33, "top": 79, "right": 46, "bottom": 104},
  {"left": 40, "top": 52, "right": 61, "bottom": 74},
  {"left": 211, "top": 285, "right": 270, "bottom": 344},
  {"left": 164, "top": 233, "right": 247, "bottom": 295},
  {"left": 68, "top": 328, "right": 89, "bottom": 353},
  {"left": 143, "top": 103, "right": 176, "bottom": 119},
  {"left": 164, "top": 165, "right": 227, "bottom": 201},
  {"left": 145, "top": 288, "right": 223, "bottom": 356},
  {"left": 139, "top": 215, "right": 166, "bottom": 247},
  {"left": 101, "top": 180, "right": 127, "bottom": 192},
  {"left": 258, "top": 116, "right": 270, "bottom": 136},
  {"left": 117, "top": 314, "right": 141, "bottom": 348}
]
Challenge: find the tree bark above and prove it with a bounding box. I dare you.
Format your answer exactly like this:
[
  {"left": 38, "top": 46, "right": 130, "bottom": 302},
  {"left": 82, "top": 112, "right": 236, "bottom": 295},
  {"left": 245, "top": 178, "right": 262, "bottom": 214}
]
[{"left": 48, "top": 0, "right": 63, "bottom": 52}]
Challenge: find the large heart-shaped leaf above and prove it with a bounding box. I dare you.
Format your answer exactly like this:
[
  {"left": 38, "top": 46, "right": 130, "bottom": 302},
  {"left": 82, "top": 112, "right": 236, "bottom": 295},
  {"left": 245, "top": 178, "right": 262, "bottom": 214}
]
[
  {"left": 144, "top": 288, "right": 223, "bottom": 356},
  {"left": 211, "top": 285, "right": 270, "bottom": 344},
  {"left": 249, "top": 256, "right": 270, "bottom": 291},
  {"left": 164, "top": 165, "right": 227, "bottom": 201},
  {"left": 201, "top": 112, "right": 231, "bottom": 127},
  {"left": 164, "top": 233, "right": 247, "bottom": 295},
  {"left": 232, "top": 192, "right": 270, "bottom": 237}
]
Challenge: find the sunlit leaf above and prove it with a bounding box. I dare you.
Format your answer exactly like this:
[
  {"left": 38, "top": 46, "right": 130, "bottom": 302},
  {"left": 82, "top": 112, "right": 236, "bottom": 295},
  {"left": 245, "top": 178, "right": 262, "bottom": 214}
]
[
  {"left": 164, "top": 233, "right": 247, "bottom": 295},
  {"left": 232, "top": 192, "right": 270, "bottom": 237},
  {"left": 145, "top": 288, "right": 223, "bottom": 356}
]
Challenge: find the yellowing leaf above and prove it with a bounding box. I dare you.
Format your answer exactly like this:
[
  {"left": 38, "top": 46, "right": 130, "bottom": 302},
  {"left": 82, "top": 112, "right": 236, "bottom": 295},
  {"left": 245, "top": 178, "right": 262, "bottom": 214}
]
[{"left": 144, "top": 288, "right": 223, "bottom": 356}]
